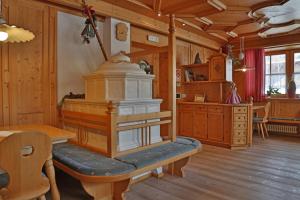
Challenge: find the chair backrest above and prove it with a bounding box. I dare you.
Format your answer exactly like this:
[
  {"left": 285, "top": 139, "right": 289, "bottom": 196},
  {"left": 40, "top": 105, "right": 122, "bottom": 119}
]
[
  {"left": 263, "top": 102, "right": 271, "bottom": 121},
  {"left": 0, "top": 132, "right": 51, "bottom": 199}
]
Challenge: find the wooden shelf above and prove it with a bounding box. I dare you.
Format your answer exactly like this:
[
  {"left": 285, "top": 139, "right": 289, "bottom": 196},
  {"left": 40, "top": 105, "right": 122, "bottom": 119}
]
[
  {"left": 181, "top": 63, "right": 209, "bottom": 68},
  {"left": 184, "top": 80, "right": 226, "bottom": 84}
]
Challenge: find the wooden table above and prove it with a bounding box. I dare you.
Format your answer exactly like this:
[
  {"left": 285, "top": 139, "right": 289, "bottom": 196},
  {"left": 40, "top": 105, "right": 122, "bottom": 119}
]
[
  {"left": 0, "top": 124, "right": 75, "bottom": 143},
  {"left": 0, "top": 125, "right": 75, "bottom": 200},
  {"left": 252, "top": 105, "right": 265, "bottom": 111}
]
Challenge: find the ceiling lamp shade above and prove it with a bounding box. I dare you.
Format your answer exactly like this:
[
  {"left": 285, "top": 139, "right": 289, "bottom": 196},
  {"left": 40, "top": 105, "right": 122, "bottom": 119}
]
[
  {"left": 0, "top": 20, "right": 35, "bottom": 43},
  {"left": 0, "top": 0, "right": 35, "bottom": 43},
  {"left": 234, "top": 37, "right": 255, "bottom": 72},
  {"left": 234, "top": 64, "right": 255, "bottom": 72}
]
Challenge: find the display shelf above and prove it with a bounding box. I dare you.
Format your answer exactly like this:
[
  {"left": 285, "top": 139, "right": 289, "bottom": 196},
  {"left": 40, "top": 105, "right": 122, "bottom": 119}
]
[{"left": 181, "top": 63, "right": 209, "bottom": 68}]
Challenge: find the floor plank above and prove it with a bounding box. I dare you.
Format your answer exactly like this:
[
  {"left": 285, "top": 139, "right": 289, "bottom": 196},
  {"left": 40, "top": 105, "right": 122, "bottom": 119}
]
[{"left": 47, "top": 136, "right": 300, "bottom": 200}]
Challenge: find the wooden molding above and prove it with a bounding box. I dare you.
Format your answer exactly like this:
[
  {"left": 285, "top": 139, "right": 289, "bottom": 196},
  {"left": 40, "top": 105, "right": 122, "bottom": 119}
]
[
  {"left": 224, "top": 0, "right": 290, "bottom": 38},
  {"left": 38, "top": 0, "right": 222, "bottom": 50},
  {"left": 230, "top": 32, "right": 300, "bottom": 50},
  {"left": 162, "top": 0, "right": 205, "bottom": 14},
  {"left": 249, "top": 0, "right": 290, "bottom": 18}
]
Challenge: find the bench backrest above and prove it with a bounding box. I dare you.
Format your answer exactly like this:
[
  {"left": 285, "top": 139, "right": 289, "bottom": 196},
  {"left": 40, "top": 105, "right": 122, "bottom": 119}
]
[{"left": 61, "top": 105, "right": 173, "bottom": 158}]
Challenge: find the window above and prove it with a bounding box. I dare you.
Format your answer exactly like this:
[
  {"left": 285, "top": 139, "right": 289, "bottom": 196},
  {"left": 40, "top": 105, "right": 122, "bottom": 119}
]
[
  {"left": 265, "top": 54, "right": 286, "bottom": 94},
  {"left": 294, "top": 52, "right": 300, "bottom": 94}
]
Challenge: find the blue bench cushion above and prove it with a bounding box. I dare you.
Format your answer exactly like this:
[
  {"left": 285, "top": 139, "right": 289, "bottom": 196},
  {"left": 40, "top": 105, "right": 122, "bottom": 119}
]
[
  {"left": 115, "top": 139, "right": 198, "bottom": 169},
  {"left": 270, "top": 117, "right": 300, "bottom": 121},
  {"left": 176, "top": 136, "right": 201, "bottom": 148},
  {"left": 0, "top": 172, "right": 9, "bottom": 189},
  {"left": 253, "top": 117, "right": 263, "bottom": 123},
  {"left": 53, "top": 143, "right": 136, "bottom": 176}
]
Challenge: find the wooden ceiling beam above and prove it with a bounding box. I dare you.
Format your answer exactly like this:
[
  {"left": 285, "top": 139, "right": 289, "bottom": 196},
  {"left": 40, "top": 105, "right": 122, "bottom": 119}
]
[
  {"left": 226, "top": 6, "right": 250, "bottom": 12},
  {"left": 126, "top": 0, "right": 153, "bottom": 10},
  {"left": 230, "top": 32, "right": 300, "bottom": 50},
  {"left": 196, "top": 8, "right": 224, "bottom": 18},
  {"left": 162, "top": 0, "right": 206, "bottom": 14}
]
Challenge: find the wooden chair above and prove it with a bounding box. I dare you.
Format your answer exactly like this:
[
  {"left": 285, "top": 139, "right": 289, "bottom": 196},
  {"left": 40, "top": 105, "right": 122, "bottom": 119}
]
[
  {"left": 253, "top": 102, "right": 271, "bottom": 139},
  {"left": 0, "top": 132, "right": 52, "bottom": 200}
]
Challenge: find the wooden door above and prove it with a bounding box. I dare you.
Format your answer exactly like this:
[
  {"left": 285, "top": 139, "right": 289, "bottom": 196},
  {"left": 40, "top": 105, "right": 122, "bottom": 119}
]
[
  {"left": 207, "top": 113, "right": 224, "bottom": 141},
  {"left": 179, "top": 110, "right": 194, "bottom": 136},
  {"left": 193, "top": 111, "right": 207, "bottom": 139},
  {"left": 2, "top": 0, "right": 53, "bottom": 125}
]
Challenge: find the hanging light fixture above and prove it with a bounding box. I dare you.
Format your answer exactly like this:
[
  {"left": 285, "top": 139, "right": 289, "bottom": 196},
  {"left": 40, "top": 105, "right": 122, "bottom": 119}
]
[
  {"left": 0, "top": 0, "right": 35, "bottom": 43},
  {"left": 234, "top": 36, "right": 255, "bottom": 72}
]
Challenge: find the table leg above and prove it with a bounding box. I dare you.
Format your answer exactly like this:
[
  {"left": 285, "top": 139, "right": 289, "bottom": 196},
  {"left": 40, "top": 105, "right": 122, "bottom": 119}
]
[{"left": 45, "top": 156, "right": 60, "bottom": 200}]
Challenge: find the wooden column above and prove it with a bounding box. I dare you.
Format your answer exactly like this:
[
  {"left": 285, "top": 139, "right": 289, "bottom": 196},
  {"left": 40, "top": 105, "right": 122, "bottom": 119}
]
[{"left": 168, "top": 14, "right": 176, "bottom": 141}]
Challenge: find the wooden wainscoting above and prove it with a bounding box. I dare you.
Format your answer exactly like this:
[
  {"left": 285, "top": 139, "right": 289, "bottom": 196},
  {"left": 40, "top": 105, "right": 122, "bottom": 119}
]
[{"left": 0, "top": 0, "right": 57, "bottom": 126}]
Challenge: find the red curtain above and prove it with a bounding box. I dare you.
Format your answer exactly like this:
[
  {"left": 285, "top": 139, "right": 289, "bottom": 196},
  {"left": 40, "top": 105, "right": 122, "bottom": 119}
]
[{"left": 244, "top": 49, "right": 265, "bottom": 102}]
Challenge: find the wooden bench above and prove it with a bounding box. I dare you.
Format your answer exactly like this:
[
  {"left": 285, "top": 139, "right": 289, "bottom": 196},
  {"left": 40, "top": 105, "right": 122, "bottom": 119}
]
[
  {"left": 53, "top": 108, "right": 201, "bottom": 200},
  {"left": 268, "top": 117, "right": 300, "bottom": 125}
]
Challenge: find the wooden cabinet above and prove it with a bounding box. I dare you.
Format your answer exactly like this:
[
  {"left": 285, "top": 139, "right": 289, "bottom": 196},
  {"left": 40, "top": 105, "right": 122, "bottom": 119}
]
[
  {"left": 209, "top": 54, "right": 232, "bottom": 81},
  {"left": 179, "top": 110, "right": 194, "bottom": 136},
  {"left": 178, "top": 103, "right": 250, "bottom": 149},
  {"left": 207, "top": 112, "right": 224, "bottom": 142},
  {"left": 181, "top": 54, "right": 232, "bottom": 84},
  {"left": 193, "top": 110, "right": 207, "bottom": 139}
]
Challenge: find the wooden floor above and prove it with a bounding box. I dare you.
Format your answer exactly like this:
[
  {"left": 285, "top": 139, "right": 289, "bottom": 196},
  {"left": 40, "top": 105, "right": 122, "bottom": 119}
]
[{"left": 48, "top": 136, "right": 300, "bottom": 200}]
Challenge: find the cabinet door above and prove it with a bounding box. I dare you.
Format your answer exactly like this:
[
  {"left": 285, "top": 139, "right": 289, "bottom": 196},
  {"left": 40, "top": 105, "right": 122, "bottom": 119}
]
[
  {"left": 207, "top": 113, "right": 224, "bottom": 141},
  {"left": 179, "top": 110, "right": 194, "bottom": 137},
  {"left": 193, "top": 111, "right": 207, "bottom": 139},
  {"left": 210, "top": 55, "right": 225, "bottom": 81}
]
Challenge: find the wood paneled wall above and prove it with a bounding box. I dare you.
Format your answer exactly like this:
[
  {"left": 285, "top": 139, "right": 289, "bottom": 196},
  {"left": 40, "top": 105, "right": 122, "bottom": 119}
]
[
  {"left": 0, "top": 0, "right": 220, "bottom": 126},
  {"left": 130, "top": 27, "right": 219, "bottom": 101},
  {"left": 0, "top": 0, "right": 57, "bottom": 126}
]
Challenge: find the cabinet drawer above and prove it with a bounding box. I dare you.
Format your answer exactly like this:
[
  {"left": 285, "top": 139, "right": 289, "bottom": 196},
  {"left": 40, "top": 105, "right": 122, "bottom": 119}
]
[
  {"left": 233, "top": 122, "right": 247, "bottom": 129},
  {"left": 208, "top": 106, "right": 223, "bottom": 113},
  {"left": 234, "top": 114, "right": 247, "bottom": 122},
  {"left": 233, "top": 137, "right": 247, "bottom": 145},
  {"left": 180, "top": 105, "right": 194, "bottom": 111},
  {"left": 233, "top": 129, "right": 247, "bottom": 137},
  {"left": 233, "top": 107, "right": 247, "bottom": 114},
  {"left": 195, "top": 105, "right": 207, "bottom": 112}
]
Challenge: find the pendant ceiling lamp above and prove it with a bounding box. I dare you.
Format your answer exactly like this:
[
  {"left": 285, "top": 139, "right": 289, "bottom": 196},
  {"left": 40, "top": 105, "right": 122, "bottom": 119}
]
[
  {"left": 0, "top": 0, "right": 35, "bottom": 43},
  {"left": 234, "top": 37, "right": 255, "bottom": 72}
]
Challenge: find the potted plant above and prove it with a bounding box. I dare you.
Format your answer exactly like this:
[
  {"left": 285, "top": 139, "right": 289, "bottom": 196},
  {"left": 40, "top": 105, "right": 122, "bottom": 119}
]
[{"left": 266, "top": 85, "right": 281, "bottom": 97}]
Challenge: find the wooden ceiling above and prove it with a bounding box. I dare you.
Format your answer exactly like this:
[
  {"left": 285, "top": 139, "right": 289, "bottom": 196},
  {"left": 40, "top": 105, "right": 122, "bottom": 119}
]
[{"left": 102, "top": 0, "right": 300, "bottom": 44}]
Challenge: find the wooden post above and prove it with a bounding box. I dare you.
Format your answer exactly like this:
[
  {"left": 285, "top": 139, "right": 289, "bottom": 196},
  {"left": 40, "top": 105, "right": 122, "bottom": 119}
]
[
  {"left": 168, "top": 14, "right": 177, "bottom": 142},
  {"left": 107, "top": 101, "right": 117, "bottom": 158}
]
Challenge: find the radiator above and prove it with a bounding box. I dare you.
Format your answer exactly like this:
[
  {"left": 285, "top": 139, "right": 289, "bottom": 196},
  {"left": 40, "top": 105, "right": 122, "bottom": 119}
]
[
  {"left": 267, "top": 124, "right": 298, "bottom": 135},
  {"left": 253, "top": 124, "right": 299, "bottom": 135}
]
